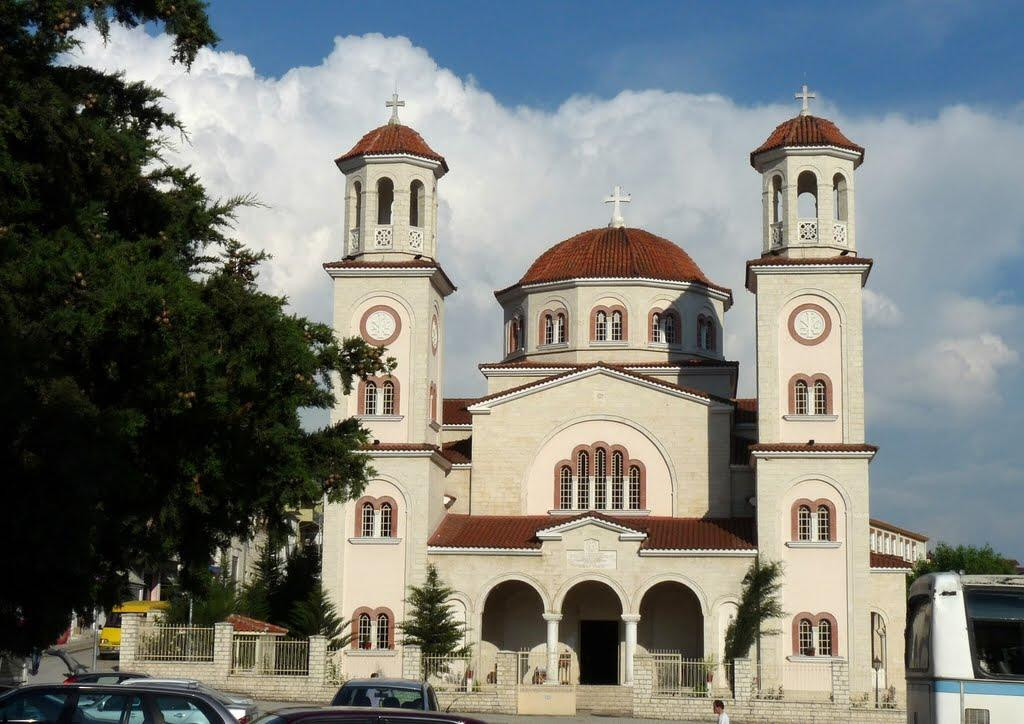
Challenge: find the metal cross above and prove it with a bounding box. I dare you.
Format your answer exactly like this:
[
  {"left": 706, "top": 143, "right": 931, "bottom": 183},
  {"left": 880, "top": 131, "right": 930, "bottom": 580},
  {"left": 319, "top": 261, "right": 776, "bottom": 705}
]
[
  {"left": 386, "top": 91, "right": 405, "bottom": 124},
  {"left": 795, "top": 83, "right": 816, "bottom": 116},
  {"left": 604, "top": 185, "right": 631, "bottom": 228}
]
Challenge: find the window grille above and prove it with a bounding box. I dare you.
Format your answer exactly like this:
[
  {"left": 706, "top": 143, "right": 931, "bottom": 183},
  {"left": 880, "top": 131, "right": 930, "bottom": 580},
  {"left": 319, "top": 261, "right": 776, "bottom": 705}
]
[
  {"left": 797, "top": 505, "right": 812, "bottom": 540},
  {"left": 544, "top": 315, "right": 554, "bottom": 345},
  {"left": 698, "top": 318, "right": 710, "bottom": 350},
  {"left": 650, "top": 312, "right": 662, "bottom": 343},
  {"left": 380, "top": 503, "right": 393, "bottom": 537},
  {"left": 611, "top": 311, "right": 623, "bottom": 341},
  {"left": 799, "top": 618, "right": 814, "bottom": 655},
  {"left": 628, "top": 465, "right": 641, "bottom": 509},
  {"left": 576, "top": 451, "right": 590, "bottom": 509},
  {"left": 813, "top": 380, "right": 828, "bottom": 414},
  {"left": 595, "top": 311, "right": 607, "bottom": 340},
  {"left": 381, "top": 381, "right": 395, "bottom": 415},
  {"left": 816, "top": 505, "right": 830, "bottom": 541},
  {"left": 376, "top": 613, "right": 391, "bottom": 649},
  {"left": 361, "top": 503, "right": 375, "bottom": 537},
  {"left": 559, "top": 466, "right": 573, "bottom": 510},
  {"left": 358, "top": 613, "right": 372, "bottom": 649},
  {"left": 664, "top": 313, "right": 676, "bottom": 344},
  {"left": 794, "top": 380, "right": 808, "bottom": 415},
  {"left": 594, "top": 448, "right": 607, "bottom": 510},
  {"left": 556, "top": 313, "right": 566, "bottom": 343},
  {"left": 364, "top": 382, "right": 378, "bottom": 415},
  {"left": 817, "top": 618, "right": 833, "bottom": 656}
]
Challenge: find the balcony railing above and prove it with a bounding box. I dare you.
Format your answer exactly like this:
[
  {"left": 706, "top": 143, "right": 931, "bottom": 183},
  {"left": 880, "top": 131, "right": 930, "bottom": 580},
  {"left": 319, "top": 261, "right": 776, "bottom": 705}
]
[
  {"left": 832, "top": 221, "right": 848, "bottom": 245},
  {"left": 408, "top": 227, "right": 424, "bottom": 250},
  {"left": 770, "top": 222, "right": 783, "bottom": 247},
  {"left": 374, "top": 225, "right": 393, "bottom": 248},
  {"left": 798, "top": 219, "right": 818, "bottom": 242},
  {"left": 349, "top": 228, "right": 360, "bottom": 253}
]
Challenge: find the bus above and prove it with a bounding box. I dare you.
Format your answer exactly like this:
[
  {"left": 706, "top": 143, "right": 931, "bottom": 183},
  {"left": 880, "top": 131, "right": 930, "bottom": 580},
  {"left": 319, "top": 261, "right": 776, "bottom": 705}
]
[
  {"left": 98, "top": 600, "right": 169, "bottom": 657},
  {"left": 906, "top": 572, "right": 1024, "bottom": 723}
]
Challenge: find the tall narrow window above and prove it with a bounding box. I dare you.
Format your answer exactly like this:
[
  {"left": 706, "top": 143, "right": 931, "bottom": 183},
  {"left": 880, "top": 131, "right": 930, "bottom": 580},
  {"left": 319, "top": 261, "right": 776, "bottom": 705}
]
[
  {"left": 816, "top": 505, "right": 831, "bottom": 541},
  {"left": 353, "top": 181, "right": 362, "bottom": 228},
  {"left": 361, "top": 503, "right": 375, "bottom": 537},
  {"left": 409, "top": 180, "right": 424, "bottom": 227},
  {"left": 797, "top": 505, "right": 812, "bottom": 541},
  {"left": 380, "top": 502, "right": 393, "bottom": 538},
  {"left": 376, "top": 613, "right": 391, "bottom": 650},
  {"left": 794, "top": 380, "right": 809, "bottom": 415},
  {"left": 798, "top": 618, "right": 814, "bottom": 655},
  {"left": 664, "top": 313, "right": 676, "bottom": 344},
  {"left": 813, "top": 380, "right": 828, "bottom": 415},
  {"left": 377, "top": 178, "right": 394, "bottom": 225},
  {"left": 628, "top": 465, "right": 641, "bottom": 510},
  {"left": 609, "top": 452, "right": 623, "bottom": 509},
  {"left": 595, "top": 311, "right": 607, "bottom": 340},
  {"left": 698, "top": 317, "right": 711, "bottom": 350},
  {"left": 381, "top": 381, "right": 395, "bottom": 415},
  {"left": 358, "top": 613, "right": 372, "bottom": 649},
  {"left": 556, "top": 313, "right": 566, "bottom": 344},
  {"left": 429, "top": 384, "right": 437, "bottom": 423},
  {"left": 833, "top": 173, "right": 848, "bottom": 221},
  {"left": 559, "top": 466, "right": 573, "bottom": 510},
  {"left": 818, "top": 618, "right": 833, "bottom": 656},
  {"left": 594, "top": 448, "right": 607, "bottom": 510},
  {"left": 544, "top": 314, "right": 554, "bottom": 345},
  {"left": 797, "top": 171, "right": 818, "bottom": 218},
  {"left": 650, "top": 312, "right": 662, "bottom": 343},
  {"left": 509, "top": 318, "right": 520, "bottom": 353},
  {"left": 611, "top": 311, "right": 623, "bottom": 341},
  {"left": 364, "top": 381, "right": 378, "bottom": 415},
  {"left": 576, "top": 451, "right": 590, "bottom": 509},
  {"left": 771, "top": 175, "right": 783, "bottom": 224}
]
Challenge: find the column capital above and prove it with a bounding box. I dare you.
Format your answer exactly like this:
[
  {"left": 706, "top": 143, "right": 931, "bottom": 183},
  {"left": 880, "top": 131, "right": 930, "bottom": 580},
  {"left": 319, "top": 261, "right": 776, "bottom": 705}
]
[
  {"left": 542, "top": 612, "right": 563, "bottom": 622},
  {"left": 621, "top": 613, "right": 641, "bottom": 623}
]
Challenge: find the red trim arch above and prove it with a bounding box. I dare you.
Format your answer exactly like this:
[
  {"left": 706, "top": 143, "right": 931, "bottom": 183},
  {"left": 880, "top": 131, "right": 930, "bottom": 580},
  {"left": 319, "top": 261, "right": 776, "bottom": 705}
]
[
  {"left": 553, "top": 442, "right": 647, "bottom": 511},
  {"left": 790, "top": 498, "right": 838, "bottom": 541},
  {"left": 373, "top": 606, "right": 396, "bottom": 649},
  {"left": 790, "top": 612, "right": 839, "bottom": 656},
  {"left": 590, "top": 305, "right": 628, "bottom": 341},
  {"left": 537, "top": 308, "right": 569, "bottom": 346},
  {"left": 351, "top": 606, "right": 375, "bottom": 649},
  {"left": 647, "top": 307, "right": 681, "bottom": 344},
  {"left": 696, "top": 313, "right": 717, "bottom": 352},
  {"left": 353, "top": 495, "right": 400, "bottom": 537},
  {"left": 787, "top": 373, "right": 834, "bottom": 415},
  {"left": 357, "top": 376, "right": 401, "bottom": 415}
]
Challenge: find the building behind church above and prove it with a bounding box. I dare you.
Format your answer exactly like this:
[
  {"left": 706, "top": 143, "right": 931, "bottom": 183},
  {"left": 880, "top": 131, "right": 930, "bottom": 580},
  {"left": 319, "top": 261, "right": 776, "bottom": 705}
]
[{"left": 320, "top": 92, "right": 919, "bottom": 703}]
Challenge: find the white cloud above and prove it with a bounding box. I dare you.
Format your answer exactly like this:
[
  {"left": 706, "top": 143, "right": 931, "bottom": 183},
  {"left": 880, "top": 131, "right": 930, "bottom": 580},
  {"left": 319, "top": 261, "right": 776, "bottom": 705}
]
[
  {"left": 862, "top": 289, "right": 903, "bottom": 327},
  {"left": 917, "top": 333, "right": 1018, "bottom": 407}
]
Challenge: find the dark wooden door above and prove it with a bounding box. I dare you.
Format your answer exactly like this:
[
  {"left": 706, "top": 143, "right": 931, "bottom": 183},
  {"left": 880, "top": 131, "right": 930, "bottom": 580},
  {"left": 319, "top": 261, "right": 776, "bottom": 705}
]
[{"left": 579, "top": 619, "right": 618, "bottom": 684}]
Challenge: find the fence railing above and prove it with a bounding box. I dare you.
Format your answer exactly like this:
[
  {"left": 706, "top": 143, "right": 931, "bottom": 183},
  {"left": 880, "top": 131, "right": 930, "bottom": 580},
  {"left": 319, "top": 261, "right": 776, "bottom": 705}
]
[
  {"left": 651, "top": 654, "right": 732, "bottom": 697},
  {"left": 421, "top": 654, "right": 497, "bottom": 692},
  {"left": 756, "top": 661, "right": 833, "bottom": 702},
  {"left": 230, "top": 635, "right": 309, "bottom": 676},
  {"left": 516, "top": 649, "right": 570, "bottom": 686},
  {"left": 137, "top": 626, "right": 215, "bottom": 663}
]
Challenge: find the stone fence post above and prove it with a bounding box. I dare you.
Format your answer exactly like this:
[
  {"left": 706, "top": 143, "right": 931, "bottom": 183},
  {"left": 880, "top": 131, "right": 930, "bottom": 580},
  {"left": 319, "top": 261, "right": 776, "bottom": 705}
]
[
  {"left": 401, "top": 644, "right": 421, "bottom": 679},
  {"left": 212, "top": 622, "right": 234, "bottom": 685},
  {"left": 308, "top": 636, "right": 328, "bottom": 684},
  {"left": 831, "top": 657, "right": 850, "bottom": 705},
  {"left": 733, "top": 658, "right": 753, "bottom": 702},
  {"left": 495, "top": 650, "right": 518, "bottom": 714},
  {"left": 119, "top": 614, "right": 141, "bottom": 669},
  {"left": 632, "top": 655, "right": 654, "bottom": 716}
]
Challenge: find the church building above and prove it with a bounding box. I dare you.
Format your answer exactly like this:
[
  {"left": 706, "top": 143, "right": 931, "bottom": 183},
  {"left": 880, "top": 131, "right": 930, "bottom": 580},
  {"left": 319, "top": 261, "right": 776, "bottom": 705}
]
[{"left": 320, "top": 89, "right": 914, "bottom": 699}]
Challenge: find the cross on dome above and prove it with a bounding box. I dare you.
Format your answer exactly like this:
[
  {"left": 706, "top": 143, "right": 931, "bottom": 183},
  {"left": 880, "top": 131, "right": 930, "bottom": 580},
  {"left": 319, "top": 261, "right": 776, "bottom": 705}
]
[
  {"left": 386, "top": 90, "right": 405, "bottom": 125},
  {"left": 604, "top": 185, "right": 631, "bottom": 228},
  {"left": 795, "top": 83, "right": 816, "bottom": 116}
]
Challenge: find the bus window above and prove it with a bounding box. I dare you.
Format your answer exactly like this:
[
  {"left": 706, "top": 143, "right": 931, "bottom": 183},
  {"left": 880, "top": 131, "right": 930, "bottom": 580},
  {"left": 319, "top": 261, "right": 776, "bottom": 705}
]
[
  {"left": 907, "top": 595, "right": 931, "bottom": 671},
  {"left": 105, "top": 611, "right": 122, "bottom": 628},
  {"left": 966, "top": 588, "right": 1024, "bottom": 678}
]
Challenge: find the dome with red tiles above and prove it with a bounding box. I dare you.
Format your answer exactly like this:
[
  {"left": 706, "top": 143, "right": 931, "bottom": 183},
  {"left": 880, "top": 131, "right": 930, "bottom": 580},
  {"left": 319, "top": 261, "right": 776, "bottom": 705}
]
[
  {"left": 751, "top": 114, "right": 864, "bottom": 168},
  {"left": 511, "top": 226, "right": 727, "bottom": 293},
  {"left": 335, "top": 122, "right": 447, "bottom": 171}
]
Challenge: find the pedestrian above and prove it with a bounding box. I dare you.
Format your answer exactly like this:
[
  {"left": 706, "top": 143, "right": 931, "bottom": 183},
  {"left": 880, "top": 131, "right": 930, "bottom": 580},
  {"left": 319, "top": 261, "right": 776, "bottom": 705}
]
[{"left": 713, "top": 699, "right": 729, "bottom": 724}]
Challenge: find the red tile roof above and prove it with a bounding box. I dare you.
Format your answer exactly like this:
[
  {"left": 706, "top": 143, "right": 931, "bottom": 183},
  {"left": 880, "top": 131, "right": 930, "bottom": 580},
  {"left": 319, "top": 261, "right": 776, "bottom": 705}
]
[
  {"left": 226, "top": 614, "right": 288, "bottom": 635},
  {"left": 870, "top": 552, "right": 913, "bottom": 570},
  {"left": 440, "top": 438, "right": 472, "bottom": 464},
  {"left": 336, "top": 123, "right": 447, "bottom": 171},
  {"left": 746, "top": 255, "right": 874, "bottom": 268},
  {"left": 479, "top": 359, "right": 738, "bottom": 370},
  {"left": 499, "top": 227, "right": 730, "bottom": 297},
  {"left": 442, "top": 398, "right": 477, "bottom": 425},
  {"left": 323, "top": 260, "right": 456, "bottom": 291},
  {"left": 361, "top": 442, "right": 439, "bottom": 453},
  {"left": 733, "top": 398, "right": 757, "bottom": 424},
  {"left": 870, "top": 518, "right": 929, "bottom": 542},
  {"left": 750, "top": 442, "right": 878, "bottom": 454},
  {"left": 751, "top": 114, "right": 864, "bottom": 168},
  {"left": 428, "top": 512, "right": 756, "bottom": 551}
]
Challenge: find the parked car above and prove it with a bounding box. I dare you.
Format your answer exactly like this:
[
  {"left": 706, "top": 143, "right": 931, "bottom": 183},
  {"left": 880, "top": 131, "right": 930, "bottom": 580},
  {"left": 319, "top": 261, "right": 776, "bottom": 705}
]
[
  {"left": 331, "top": 679, "right": 438, "bottom": 711},
  {"left": 0, "top": 683, "right": 237, "bottom": 724},
  {"left": 63, "top": 671, "right": 150, "bottom": 685},
  {"left": 120, "top": 678, "right": 258, "bottom": 723},
  {"left": 255, "top": 707, "right": 487, "bottom": 724}
]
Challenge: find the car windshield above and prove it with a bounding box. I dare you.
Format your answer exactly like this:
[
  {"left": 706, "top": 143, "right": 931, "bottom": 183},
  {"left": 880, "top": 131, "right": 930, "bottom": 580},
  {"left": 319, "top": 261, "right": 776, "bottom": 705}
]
[
  {"left": 336, "top": 685, "right": 424, "bottom": 709},
  {"left": 966, "top": 587, "right": 1024, "bottom": 678}
]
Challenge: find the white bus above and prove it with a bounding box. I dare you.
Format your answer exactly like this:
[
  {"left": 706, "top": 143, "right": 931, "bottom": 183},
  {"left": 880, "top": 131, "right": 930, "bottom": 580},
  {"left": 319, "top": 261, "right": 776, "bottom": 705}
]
[{"left": 906, "top": 572, "right": 1024, "bottom": 723}]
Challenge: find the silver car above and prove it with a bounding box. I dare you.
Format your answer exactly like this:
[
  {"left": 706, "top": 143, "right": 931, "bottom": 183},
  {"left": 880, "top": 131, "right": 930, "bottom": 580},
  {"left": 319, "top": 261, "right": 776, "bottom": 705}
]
[{"left": 121, "top": 678, "right": 258, "bottom": 723}]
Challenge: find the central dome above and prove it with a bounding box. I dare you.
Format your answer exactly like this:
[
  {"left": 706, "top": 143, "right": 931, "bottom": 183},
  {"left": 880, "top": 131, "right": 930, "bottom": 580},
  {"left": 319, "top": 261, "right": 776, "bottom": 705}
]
[{"left": 516, "top": 227, "right": 722, "bottom": 290}]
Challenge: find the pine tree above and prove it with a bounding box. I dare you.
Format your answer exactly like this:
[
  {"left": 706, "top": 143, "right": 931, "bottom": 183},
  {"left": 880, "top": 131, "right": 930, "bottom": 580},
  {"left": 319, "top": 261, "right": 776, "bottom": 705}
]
[
  {"left": 290, "top": 586, "right": 354, "bottom": 650},
  {"left": 399, "top": 565, "right": 467, "bottom": 657},
  {"left": 725, "top": 556, "right": 785, "bottom": 663},
  {"left": 237, "top": 542, "right": 284, "bottom": 623}
]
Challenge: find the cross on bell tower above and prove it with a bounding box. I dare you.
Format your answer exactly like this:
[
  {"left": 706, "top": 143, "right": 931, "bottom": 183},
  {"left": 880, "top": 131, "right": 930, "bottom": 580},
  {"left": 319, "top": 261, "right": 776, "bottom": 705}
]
[
  {"left": 795, "top": 83, "right": 816, "bottom": 116},
  {"left": 604, "top": 185, "right": 631, "bottom": 228},
  {"left": 386, "top": 90, "right": 405, "bottom": 125}
]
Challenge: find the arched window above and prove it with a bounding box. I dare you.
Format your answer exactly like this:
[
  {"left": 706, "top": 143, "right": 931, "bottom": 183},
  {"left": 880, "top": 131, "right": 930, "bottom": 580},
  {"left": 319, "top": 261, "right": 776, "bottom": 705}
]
[
  {"left": 559, "top": 466, "right": 573, "bottom": 510},
  {"left": 556, "top": 313, "right": 566, "bottom": 344},
  {"left": 813, "top": 380, "right": 828, "bottom": 415},
  {"left": 697, "top": 316, "right": 715, "bottom": 351},
  {"left": 409, "top": 180, "right": 424, "bottom": 227},
  {"left": 650, "top": 312, "right": 662, "bottom": 343},
  {"left": 380, "top": 502, "right": 393, "bottom": 538},
  {"left": 611, "top": 311, "right": 623, "bottom": 341},
  {"left": 794, "top": 380, "right": 809, "bottom": 415},
  {"left": 429, "top": 383, "right": 437, "bottom": 423},
  {"left": 628, "top": 464, "right": 641, "bottom": 510},
  {"left": 376, "top": 613, "right": 391, "bottom": 650},
  {"left": 609, "top": 451, "right": 622, "bottom": 510},
  {"left": 361, "top": 503, "right": 375, "bottom": 537},
  {"left": 381, "top": 381, "right": 395, "bottom": 415},
  {"left": 377, "top": 178, "right": 394, "bottom": 225},
  {"left": 798, "top": 618, "right": 814, "bottom": 656},
  {"left": 358, "top": 613, "right": 372, "bottom": 649},
  {"left": 816, "top": 505, "right": 831, "bottom": 541},
  {"left": 595, "top": 310, "right": 607, "bottom": 340},
  {"left": 797, "top": 505, "right": 812, "bottom": 541},
  {"left": 594, "top": 448, "right": 607, "bottom": 510},
  {"left": 818, "top": 618, "right": 833, "bottom": 656},
  {"left": 509, "top": 318, "right": 521, "bottom": 353},
  {"left": 771, "top": 175, "right": 783, "bottom": 224},
  {"left": 363, "top": 381, "right": 378, "bottom": 415},
  {"left": 797, "top": 171, "right": 818, "bottom": 218},
  {"left": 576, "top": 451, "right": 590, "bottom": 509},
  {"left": 543, "top": 314, "right": 554, "bottom": 345},
  {"left": 353, "top": 181, "right": 362, "bottom": 228},
  {"left": 664, "top": 313, "right": 676, "bottom": 344},
  {"left": 833, "top": 173, "right": 848, "bottom": 222}
]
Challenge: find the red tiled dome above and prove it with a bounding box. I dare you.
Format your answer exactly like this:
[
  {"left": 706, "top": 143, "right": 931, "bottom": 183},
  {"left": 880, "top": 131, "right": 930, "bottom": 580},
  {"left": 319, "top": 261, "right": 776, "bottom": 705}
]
[
  {"left": 336, "top": 123, "right": 447, "bottom": 171},
  {"left": 751, "top": 114, "right": 864, "bottom": 168},
  {"left": 512, "top": 226, "right": 726, "bottom": 292}
]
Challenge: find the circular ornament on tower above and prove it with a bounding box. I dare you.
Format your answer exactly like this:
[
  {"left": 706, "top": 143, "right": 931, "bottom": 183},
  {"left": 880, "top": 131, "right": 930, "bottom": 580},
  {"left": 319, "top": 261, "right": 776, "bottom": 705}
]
[
  {"left": 430, "top": 315, "right": 439, "bottom": 353},
  {"left": 788, "top": 303, "right": 831, "bottom": 346},
  {"left": 360, "top": 305, "right": 401, "bottom": 346}
]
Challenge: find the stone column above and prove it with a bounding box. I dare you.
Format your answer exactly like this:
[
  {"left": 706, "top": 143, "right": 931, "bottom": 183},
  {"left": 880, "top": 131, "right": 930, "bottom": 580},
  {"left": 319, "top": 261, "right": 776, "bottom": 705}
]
[
  {"left": 401, "top": 644, "right": 422, "bottom": 679},
  {"left": 733, "top": 657, "right": 753, "bottom": 702},
  {"left": 119, "top": 614, "right": 140, "bottom": 669},
  {"left": 308, "top": 635, "right": 328, "bottom": 685},
  {"left": 831, "top": 657, "right": 850, "bottom": 705},
  {"left": 621, "top": 614, "right": 640, "bottom": 685},
  {"left": 212, "top": 622, "right": 234, "bottom": 685},
  {"left": 543, "top": 613, "right": 562, "bottom": 685},
  {"left": 495, "top": 650, "right": 518, "bottom": 714}
]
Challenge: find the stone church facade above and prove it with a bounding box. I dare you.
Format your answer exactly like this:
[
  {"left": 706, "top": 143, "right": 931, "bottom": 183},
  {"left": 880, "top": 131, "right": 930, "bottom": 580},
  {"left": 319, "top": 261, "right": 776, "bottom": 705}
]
[{"left": 320, "top": 94, "right": 914, "bottom": 698}]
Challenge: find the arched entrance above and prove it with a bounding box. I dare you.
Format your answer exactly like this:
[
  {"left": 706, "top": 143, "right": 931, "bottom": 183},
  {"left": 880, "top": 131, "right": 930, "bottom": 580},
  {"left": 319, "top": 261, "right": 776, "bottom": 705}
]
[
  {"left": 480, "top": 580, "right": 546, "bottom": 653},
  {"left": 560, "top": 580, "right": 624, "bottom": 684},
  {"left": 637, "top": 581, "right": 704, "bottom": 658}
]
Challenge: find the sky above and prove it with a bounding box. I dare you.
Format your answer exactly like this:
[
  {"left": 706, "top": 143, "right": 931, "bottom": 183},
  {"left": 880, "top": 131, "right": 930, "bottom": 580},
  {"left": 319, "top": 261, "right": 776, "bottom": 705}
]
[{"left": 68, "top": 2, "right": 1024, "bottom": 559}]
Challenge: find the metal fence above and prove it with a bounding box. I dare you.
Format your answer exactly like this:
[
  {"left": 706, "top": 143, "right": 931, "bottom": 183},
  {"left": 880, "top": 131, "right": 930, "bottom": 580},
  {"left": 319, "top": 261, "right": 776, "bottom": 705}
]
[
  {"left": 421, "top": 654, "right": 496, "bottom": 692},
  {"left": 137, "top": 626, "right": 215, "bottom": 663},
  {"left": 230, "top": 635, "right": 309, "bottom": 676},
  {"left": 516, "top": 649, "right": 570, "bottom": 686},
  {"left": 651, "top": 653, "right": 732, "bottom": 698},
  {"left": 756, "top": 661, "right": 833, "bottom": 702}
]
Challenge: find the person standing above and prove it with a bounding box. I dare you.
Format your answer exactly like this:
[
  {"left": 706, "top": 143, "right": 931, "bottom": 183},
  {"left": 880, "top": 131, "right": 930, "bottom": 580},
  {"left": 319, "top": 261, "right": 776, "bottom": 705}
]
[{"left": 713, "top": 699, "right": 730, "bottom": 723}]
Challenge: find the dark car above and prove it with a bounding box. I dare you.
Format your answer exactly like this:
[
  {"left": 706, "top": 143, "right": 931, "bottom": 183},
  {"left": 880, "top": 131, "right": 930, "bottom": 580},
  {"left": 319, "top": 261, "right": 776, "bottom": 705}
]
[
  {"left": 255, "top": 707, "right": 487, "bottom": 724},
  {"left": 63, "top": 672, "right": 150, "bottom": 685},
  {"left": 0, "top": 683, "right": 237, "bottom": 724},
  {"left": 331, "top": 679, "right": 438, "bottom": 711}
]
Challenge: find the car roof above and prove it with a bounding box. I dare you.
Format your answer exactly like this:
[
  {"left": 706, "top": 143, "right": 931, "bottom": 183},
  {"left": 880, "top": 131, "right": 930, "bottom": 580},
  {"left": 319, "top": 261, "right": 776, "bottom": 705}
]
[
  {"left": 270, "top": 706, "right": 481, "bottom": 722},
  {"left": 339, "top": 678, "right": 425, "bottom": 687},
  {"left": 7, "top": 683, "right": 218, "bottom": 698}
]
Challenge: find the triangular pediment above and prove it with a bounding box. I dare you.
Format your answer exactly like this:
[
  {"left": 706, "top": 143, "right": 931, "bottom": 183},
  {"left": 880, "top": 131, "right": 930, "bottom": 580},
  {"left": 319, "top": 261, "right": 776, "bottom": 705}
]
[{"left": 535, "top": 512, "right": 647, "bottom": 541}]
